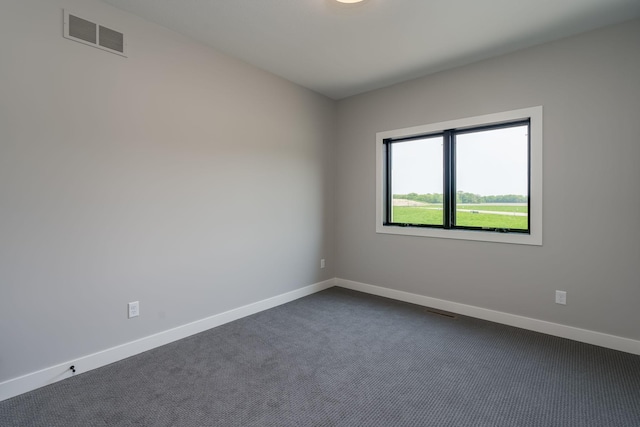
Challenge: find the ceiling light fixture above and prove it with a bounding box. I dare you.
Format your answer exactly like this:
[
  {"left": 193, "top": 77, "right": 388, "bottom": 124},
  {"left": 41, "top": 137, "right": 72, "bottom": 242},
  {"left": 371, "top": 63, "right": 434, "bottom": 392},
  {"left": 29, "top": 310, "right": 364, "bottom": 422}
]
[{"left": 335, "top": 0, "right": 365, "bottom": 3}]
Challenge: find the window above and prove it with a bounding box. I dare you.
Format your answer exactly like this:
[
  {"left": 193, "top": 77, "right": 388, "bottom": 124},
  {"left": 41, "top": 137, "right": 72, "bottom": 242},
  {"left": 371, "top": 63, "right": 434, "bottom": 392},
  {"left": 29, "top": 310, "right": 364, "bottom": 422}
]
[{"left": 376, "top": 107, "right": 542, "bottom": 245}]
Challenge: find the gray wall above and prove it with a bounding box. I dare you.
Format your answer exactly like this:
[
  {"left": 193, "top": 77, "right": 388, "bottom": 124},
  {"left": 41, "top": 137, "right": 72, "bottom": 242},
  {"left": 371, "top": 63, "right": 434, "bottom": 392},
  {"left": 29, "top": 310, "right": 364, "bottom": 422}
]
[
  {"left": 335, "top": 19, "right": 640, "bottom": 341},
  {"left": 0, "top": 0, "right": 335, "bottom": 382}
]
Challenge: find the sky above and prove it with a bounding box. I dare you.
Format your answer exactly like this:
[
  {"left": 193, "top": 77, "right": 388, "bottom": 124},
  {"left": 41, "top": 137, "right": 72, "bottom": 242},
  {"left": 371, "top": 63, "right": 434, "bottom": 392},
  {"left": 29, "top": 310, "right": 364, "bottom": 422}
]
[{"left": 391, "top": 125, "right": 528, "bottom": 196}]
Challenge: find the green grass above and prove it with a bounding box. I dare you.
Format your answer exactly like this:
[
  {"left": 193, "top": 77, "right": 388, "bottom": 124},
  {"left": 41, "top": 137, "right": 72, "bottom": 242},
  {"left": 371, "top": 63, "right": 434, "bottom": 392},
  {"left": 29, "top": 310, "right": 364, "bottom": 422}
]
[
  {"left": 454, "top": 211, "right": 527, "bottom": 229},
  {"left": 392, "top": 206, "right": 443, "bottom": 225},
  {"left": 392, "top": 206, "right": 528, "bottom": 230}
]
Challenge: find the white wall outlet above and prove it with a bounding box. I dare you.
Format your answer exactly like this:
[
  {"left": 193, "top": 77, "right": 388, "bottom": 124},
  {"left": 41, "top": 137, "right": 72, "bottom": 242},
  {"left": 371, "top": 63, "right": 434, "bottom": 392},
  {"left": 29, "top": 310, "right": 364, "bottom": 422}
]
[
  {"left": 128, "top": 301, "right": 139, "bottom": 318},
  {"left": 555, "top": 290, "right": 567, "bottom": 305},
  {"left": 320, "top": 259, "right": 325, "bottom": 269}
]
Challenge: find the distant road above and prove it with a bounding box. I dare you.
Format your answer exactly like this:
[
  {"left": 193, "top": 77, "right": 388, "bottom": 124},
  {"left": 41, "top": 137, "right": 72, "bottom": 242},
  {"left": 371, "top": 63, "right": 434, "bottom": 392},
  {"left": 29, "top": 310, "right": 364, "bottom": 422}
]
[
  {"left": 456, "top": 209, "right": 527, "bottom": 217},
  {"left": 393, "top": 199, "right": 527, "bottom": 216}
]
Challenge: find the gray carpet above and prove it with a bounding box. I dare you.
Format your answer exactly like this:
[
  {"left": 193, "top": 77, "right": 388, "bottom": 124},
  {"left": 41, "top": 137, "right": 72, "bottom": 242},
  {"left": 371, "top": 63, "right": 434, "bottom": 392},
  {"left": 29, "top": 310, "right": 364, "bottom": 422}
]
[{"left": 1, "top": 287, "right": 640, "bottom": 426}]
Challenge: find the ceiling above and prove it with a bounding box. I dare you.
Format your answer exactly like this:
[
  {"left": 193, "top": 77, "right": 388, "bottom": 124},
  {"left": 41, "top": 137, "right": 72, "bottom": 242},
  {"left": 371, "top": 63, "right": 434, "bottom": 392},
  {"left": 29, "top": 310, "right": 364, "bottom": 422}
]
[{"left": 101, "top": 0, "right": 640, "bottom": 100}]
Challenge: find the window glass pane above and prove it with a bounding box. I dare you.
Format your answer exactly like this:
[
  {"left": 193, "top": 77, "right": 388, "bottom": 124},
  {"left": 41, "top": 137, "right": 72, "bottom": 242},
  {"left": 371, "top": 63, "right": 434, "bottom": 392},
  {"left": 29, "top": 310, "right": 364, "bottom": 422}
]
[
  {"left": 390, "top": 136, "right": 443, "bottom": 225},
  {"left": 455, "top": 125, "right": 528, "bottom": 230}
]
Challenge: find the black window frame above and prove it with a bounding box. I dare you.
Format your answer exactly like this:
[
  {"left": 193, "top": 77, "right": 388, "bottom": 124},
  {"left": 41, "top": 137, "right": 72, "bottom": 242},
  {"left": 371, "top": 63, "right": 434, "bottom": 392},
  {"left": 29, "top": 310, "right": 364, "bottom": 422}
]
[{"left": 383, "top": 119, "right": 531, "bottom": 235}]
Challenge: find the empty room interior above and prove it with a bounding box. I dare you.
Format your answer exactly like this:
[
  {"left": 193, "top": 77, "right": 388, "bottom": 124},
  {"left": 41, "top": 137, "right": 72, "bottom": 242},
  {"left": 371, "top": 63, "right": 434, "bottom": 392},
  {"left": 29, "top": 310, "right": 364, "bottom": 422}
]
[{"left": 1, "top": 0, "right": 640, "bottom": 425}]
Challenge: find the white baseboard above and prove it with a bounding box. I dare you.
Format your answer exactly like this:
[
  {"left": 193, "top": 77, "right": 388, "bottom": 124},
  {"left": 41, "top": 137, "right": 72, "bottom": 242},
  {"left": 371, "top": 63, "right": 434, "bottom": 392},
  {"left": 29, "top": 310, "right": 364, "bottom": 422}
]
[
  {"left": 0, "top": 279, "right": 335, "bottom": 402},
  {"left": 336, "top": 278, "right": 640, "bottom": 356}
]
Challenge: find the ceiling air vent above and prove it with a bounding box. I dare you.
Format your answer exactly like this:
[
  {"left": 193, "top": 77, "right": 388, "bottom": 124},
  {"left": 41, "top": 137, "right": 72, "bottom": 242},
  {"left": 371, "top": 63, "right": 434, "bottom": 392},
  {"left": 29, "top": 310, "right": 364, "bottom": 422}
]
[{"left": 63, "top": 10, "right": 127, "bottom": 57}]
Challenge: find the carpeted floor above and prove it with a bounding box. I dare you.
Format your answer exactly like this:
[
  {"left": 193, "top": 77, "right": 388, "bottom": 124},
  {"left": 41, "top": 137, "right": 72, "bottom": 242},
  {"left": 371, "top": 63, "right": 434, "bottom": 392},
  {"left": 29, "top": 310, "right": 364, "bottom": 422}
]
[{"left": 1, "top": 287, "right": 640, "bottom": 426}]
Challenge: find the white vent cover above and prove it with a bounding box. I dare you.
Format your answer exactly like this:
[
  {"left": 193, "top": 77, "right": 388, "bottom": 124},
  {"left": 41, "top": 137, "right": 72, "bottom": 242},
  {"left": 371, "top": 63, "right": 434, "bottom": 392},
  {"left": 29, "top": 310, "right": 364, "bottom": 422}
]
[{"left": 63, "top": 10, "right": 126, "bottom": 57}]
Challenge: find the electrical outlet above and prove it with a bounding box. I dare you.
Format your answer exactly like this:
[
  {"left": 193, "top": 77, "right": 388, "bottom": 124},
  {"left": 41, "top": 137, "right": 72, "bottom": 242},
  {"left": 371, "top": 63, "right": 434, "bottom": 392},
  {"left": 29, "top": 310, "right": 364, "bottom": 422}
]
[
  {"left": 128, "top": 301, "right": 139, "bottom": 318},
  {"left": 320, "top": 259, "right": 325, "bottom": 269},
  {"left": 555, "top": 291, "right": 567, "bottom": 305}
]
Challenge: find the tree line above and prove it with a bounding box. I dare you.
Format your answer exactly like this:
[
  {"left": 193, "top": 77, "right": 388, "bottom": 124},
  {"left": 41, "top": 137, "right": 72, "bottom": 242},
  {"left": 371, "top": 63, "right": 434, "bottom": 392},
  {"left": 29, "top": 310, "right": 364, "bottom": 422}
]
[{"left": 394, "top": 192, "right": 527, "bottom": 204}]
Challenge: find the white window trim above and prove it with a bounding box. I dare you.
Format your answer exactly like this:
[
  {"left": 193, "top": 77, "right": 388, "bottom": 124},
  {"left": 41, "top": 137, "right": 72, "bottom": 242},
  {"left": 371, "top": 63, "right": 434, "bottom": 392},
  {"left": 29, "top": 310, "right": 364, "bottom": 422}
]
[{"left": 376, "top": 106, "right": 543, "bottom": 246}]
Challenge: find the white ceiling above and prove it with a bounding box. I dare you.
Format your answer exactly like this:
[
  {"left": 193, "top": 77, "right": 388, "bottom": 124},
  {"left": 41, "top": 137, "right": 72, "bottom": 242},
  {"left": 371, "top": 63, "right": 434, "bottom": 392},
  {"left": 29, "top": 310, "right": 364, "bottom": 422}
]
[{"left": 101, "top": 0, "right": 640, "bottom": 99}]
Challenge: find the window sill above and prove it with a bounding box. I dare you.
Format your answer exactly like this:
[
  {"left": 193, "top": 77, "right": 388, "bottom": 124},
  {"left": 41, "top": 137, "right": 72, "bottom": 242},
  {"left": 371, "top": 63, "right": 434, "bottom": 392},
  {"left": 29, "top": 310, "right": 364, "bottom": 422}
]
[{"left": 376, "top": 224, "right": 542, "bottom": 246}]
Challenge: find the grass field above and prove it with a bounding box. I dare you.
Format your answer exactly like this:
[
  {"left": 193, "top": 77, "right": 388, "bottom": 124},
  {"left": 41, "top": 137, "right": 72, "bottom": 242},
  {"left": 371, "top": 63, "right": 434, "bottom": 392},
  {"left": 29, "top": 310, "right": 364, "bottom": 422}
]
[{"left": 392, "top": 205, "right": 528, "bottom": 230}]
